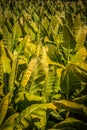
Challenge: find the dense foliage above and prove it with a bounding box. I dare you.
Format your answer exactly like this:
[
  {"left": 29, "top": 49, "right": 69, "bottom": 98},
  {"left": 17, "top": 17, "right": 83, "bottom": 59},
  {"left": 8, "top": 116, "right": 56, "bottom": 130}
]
[{"left": 0, "top": 0, "right": 87, "bottom": 130}]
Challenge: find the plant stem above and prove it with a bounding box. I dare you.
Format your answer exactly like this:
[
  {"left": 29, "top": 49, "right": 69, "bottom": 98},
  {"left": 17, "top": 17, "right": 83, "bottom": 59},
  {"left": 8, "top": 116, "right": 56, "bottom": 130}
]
[
  {"left": 66, "top": 69, "right": 69, "bottom": 100},
  {"left": 66, "top": 45, "right": 70, "bottom": 100}
]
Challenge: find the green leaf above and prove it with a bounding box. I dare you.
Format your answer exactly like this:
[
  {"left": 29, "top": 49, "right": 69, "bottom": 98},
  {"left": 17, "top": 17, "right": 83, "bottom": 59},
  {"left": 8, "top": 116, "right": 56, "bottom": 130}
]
[
  {"left": 30, "top": 21, "right": 38, "bottom": 32},
  {"left": 0, "top": 126, "right": 13, "bottom": 130},
  {"left": 25, "top": 93, "right": 43, "bottom": 101},
  {"left": 1, "top": 55, "right": 11, "bottom": 74},
  {"left": 45, "top": 103, "right": 57, "bottom": 110},
  {"left": 0, "top": 42, "right": 11, "bottom": 74},
  {"left": 33, "top": 11, "right": 39, "bottom": 23},
  {"left": 71, "top": 62, "right": 87, "bottom": 73},
  {"left": 62, "top": 25, "right": 76, "bottom": 49},
  {"left": 21, "top": 57, "right": 37, "bottom": 88},
  {"left": 11, "top": 21, "right": 23, "bottom": 51},
  {"left": 41, "top": 17, "right": 49, "bottom": 30},
  {"left": 46, "top": 44, "right": 65, "bottom": 68},
  {"left": 24, "top": 20, "right": 36, "bottom": 40},
  {"left": 23, "top": 35, "right": 36, "bottom": 58},
  {"left": 48, "top": 128, "right": 77, "bottom": 130},
  {"left": 71, "top": 47, "right": 87, "bottom": 62},
  {"left": 0, "top": 84, "right": 4, "bottom": 96},
  {"left": 16, "top": 102, "right": 56, "bottom": 129},
  {"left": 8, "top": 51, "right": 18, "bottom": 99},
  {"left": 3, "top": 25, "right": 12, "bottom": 50},
  {"left": 76, "top": 26, "right": 87, "bottom": 50},
  {"left": 16, "top": 104, "right": 46, "bottom": 129},
  {"left": 0, "top": 94, "right": 10, "bottom": 126},
  {"left": 50, "top": 110, "right": 64, "bottom": 121},
  {"left": 70, "top": 63, "right": 87, "bottom": 83},
  {"left": 53, "top": 100, "right": 87, "bottom": 115},
  {"left": 0, "top": 44, "right": 4, "bottom": 95},
  {"left": 50, "top": 15, "right": 60, "bottom": 33},
  {"left": 60, "top": 65, "right": 81, "bottom": 98},
  {"left": 53, "top": 118, "right": 87, "bottom": 130},
  {"left": 72, "top": 95, "right": 87, "bottom": 107},
  {"left": 0, "top": 113, "right": 19, "bottom": 130},
  {"left": 66, "top": 13, "right": 73, "bottom": 30},
  {"left": 41, "top": 46, "right": 49, "bottom": 74},
  {"left": 14, "top": 92, "right": 24, "bottom": 103},
  {"left": 73, "top": 14, "right": 81, "bottom": 37}
]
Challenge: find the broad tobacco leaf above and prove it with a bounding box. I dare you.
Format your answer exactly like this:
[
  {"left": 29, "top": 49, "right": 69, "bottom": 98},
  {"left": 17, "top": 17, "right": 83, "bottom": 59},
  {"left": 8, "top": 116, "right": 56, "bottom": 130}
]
[{"left": 62, "top": 25, "right": 76, "bottom": 50}]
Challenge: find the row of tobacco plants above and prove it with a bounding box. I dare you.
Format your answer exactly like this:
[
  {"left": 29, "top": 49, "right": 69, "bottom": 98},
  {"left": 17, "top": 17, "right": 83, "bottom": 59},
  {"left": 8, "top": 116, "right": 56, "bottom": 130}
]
[{"left": 0, "top": 0, "right": 87, "bottom": 129}]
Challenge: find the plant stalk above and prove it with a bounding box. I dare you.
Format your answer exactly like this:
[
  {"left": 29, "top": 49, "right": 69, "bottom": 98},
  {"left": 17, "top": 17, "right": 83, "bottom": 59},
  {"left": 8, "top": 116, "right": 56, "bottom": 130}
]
[{"left": 66, "top": 45, "right": 70, "bottom": 100}]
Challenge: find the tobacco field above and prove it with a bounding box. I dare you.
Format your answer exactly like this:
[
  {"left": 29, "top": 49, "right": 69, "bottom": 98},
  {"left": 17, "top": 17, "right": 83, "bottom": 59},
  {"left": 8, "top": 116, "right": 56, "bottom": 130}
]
[{"left": 0, "top": 0, "right": 87, "bottom": 129}]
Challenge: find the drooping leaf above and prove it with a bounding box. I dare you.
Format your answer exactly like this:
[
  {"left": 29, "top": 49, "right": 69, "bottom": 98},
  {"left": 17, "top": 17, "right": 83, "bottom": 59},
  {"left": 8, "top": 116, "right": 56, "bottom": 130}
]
[
  {"left": 25, "top": 92, "right": 43, "bottom": 101},
  {"left": 16, "top": 102, "right": 56, "bottom": 129},
  {"left": 50, "top": 110, "right": 64, "bottom": 121},
  {"left": 0, "top": 113, "right": 19, "bottom": 130},
  {"left": 0, "top": 93, "right": 10, "bottom": 126},
  {"left": 45, "top": 103, "right": 57, "bottom": 110},
  {"left": 71, "top": 64, "right": 87, "bottom": 83},
  {"left": 53, "top": 100, "right": 87, "bottom": 115},
  {"left": 53, "top": 118, "right": 87, "bottom": 130},
  {"left": 72, "top": 95, "right": 87, "bottom": 107},
  {"left": 71, "top": 62, "right": 87, "bottom": 73},
  {"left": 69, "top": 63, "right": 87, "bottom": 83},
  {"left": 16, "top": 104, "right": 47, "bottom": 129},
  {"left": 71, "top": 47, "right": 87, "bottom": 62}
]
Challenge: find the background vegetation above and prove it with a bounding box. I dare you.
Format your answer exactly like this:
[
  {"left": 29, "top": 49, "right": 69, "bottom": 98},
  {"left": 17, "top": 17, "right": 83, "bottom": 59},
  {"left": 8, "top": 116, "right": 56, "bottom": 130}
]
[{"left": 0, "top": 0, "right": 87, "bottom": 129}]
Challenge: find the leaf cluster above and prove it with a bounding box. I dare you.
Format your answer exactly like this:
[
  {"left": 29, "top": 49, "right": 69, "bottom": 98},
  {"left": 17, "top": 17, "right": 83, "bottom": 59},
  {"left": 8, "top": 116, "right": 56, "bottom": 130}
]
[{"left": 0, "top": 0, "right": 87, "bottom": 130}]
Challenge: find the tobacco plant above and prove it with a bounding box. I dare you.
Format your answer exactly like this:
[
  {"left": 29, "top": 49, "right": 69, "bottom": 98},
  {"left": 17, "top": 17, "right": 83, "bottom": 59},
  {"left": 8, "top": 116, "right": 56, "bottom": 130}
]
[{"left": 0, "top": 0, "right": 87, "bottom": 130}]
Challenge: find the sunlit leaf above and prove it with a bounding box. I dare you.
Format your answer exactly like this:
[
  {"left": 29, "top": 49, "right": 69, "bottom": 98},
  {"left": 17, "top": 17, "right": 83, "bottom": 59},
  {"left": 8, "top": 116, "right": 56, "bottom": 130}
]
[
  {"left": 8, "top": 51, "right": 18, "bottom": 99},
  {"left": 73, "top": 14, "right": 81, "bottom": 37},
  {"left": 53, "top": 100, "right": 87, "bottom": 115},
  {"left": 76, "top": 26, "right": 87, "bottom": 50},
  {"left": 21, "top": 57, "right": 37, "bottom": 88},
  {"left": 73, "top": 95, "right": 87, "bottom": 107},
  {"left": 25, "top": 93, "right": 43, "bottom": 101},
  {"left": 30, "top": 21, "right": 38, "bottom": 32},
  {"left": 0, "top": 113, "right": 19, "bottom": 130},
  {"left": 71, "top": 47, "right": 87, "bottom": 62},
  {"left": 0, "top": 42, "right": 11, "bottom": 74}
]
